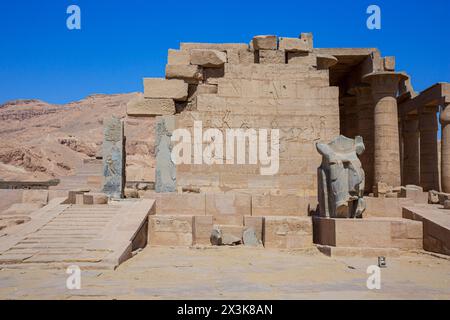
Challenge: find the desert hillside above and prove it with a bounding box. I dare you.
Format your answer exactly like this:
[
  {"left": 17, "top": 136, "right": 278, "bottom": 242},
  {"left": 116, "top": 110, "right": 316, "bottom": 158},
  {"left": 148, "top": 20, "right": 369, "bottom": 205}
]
[{"left": 0, "top": 93, "right": 156, "bottom": 182}]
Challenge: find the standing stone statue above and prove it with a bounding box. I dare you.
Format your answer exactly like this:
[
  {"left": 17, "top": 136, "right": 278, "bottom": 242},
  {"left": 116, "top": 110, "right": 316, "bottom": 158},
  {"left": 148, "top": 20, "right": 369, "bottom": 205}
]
[
  {"left": 316, "top": 135, "right": 366, "bottom": 218},
  {"left": 102, "top": 116, "right": 125, "bottom": 199}
]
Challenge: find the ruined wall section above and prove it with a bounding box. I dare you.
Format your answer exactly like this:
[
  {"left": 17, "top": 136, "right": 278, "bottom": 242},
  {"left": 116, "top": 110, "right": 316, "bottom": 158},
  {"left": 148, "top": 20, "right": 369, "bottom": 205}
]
[{"left": 141, "top": 34, "right": 340, "bottom": 196}]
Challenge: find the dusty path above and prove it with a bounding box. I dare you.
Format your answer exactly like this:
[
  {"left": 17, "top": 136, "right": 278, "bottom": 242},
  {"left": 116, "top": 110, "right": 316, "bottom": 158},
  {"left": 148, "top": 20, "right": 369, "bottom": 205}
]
[{"left": 0, "top": 246, "right": 449, "bottom": 300}]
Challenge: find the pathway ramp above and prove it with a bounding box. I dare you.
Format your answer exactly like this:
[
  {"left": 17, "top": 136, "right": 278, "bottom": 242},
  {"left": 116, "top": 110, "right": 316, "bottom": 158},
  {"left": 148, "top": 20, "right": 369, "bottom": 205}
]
[{"left": 0, "top": 198, "right": 155, "bottom": 269}]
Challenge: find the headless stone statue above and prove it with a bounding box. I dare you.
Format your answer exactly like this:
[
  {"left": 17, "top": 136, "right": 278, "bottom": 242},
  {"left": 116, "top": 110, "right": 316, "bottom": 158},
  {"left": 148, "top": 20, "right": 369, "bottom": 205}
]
[{"left": 316, "top": 135, "right": 366, "bottom": 218}]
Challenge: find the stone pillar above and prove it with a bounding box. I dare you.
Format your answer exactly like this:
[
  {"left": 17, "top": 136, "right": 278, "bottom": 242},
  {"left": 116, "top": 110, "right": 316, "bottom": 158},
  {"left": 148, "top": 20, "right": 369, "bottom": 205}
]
[
  {"left": 102, "top": 116, "right": 125, "bottom": 199},
  {"left": 402, "top": 114, "right": 420, "bottom": 186},
  {"left": 441, "top": 103, "right": 450, "bottom": 193},
  {"left": 419, "top": 107, "right": 439, "bottom": 191},
  {"left": 349, "top": 85, "right": 374, "bottom": 193},
  {"left": 363, "top": 72, "right": 407, "bottom": 188}
]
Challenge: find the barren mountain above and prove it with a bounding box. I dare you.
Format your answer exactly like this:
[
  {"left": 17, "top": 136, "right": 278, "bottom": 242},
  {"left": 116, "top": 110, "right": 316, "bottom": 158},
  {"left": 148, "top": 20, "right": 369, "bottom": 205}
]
[{"left": 0, "top": 93, "right": 155, "bottom": 182}]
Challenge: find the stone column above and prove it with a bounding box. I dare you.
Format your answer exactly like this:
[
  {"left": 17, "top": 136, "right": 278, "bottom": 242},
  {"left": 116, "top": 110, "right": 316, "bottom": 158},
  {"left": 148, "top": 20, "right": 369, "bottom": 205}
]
[
  {"left": 348, "top": 85, "right": 374, "bottom": 193},
  {"left": 102, "top": 116, "right": 125, "bottom": 199},
  {"left": 419, "top": 107, "right": 440, "bottom": 191},
  {"left": 363, "top": 72, "right": 407, "bottom": 188},
  {"left": 440, "top": 104, "right": 450, "bottom": 192},
  {"left": 402, "top": 114, "right": 420, "bottom": 186}
]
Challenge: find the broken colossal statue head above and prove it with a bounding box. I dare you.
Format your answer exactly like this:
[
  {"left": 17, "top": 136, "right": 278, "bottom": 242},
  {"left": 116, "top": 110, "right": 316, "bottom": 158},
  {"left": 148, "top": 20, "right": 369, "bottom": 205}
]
[{"left": 316, "top": 135, "right": 366, "bottom": 218}]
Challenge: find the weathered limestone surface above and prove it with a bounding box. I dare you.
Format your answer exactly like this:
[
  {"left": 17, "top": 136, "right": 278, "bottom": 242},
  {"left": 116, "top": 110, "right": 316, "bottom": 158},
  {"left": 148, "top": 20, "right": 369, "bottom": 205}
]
[
  {"left": 155, "top": 116, "right": 176, "bottom": 193},
  {"left": 148, "top": 215, "right": 193, "bottom": 246},
  {"left": 313, "top": 217, "right": 423, "bottom": 249},
  {"left": 383, "top": 56, "right": 396, "bottom": 71},
  {"left": 252, "top": 35, "right": 277, "bottom": 50},
  {"left": 190, "top": 49, "right": 227, "bottom": 68},
  {"left": 403, "top": 206, "right": 450, "bottom": 255},
  {"left": 279, "top": 37, "right": 312, "bottom": 52},
  {"left": 127, "top": 94, "right": 175, "bottom": 116},
  {"left": 102, "top": 116, "right": 125, "bottom": 199},
  {"left": 144, "top": 78, "right": 188, "bottom": 101},
  {"left": 264, "top": 216, "right": 313, "bottom": 249},
  {"left": 165, "top": 65, "right": 203, "bottom": 84},
  {"left": 22, "top": 190, "right": 48, "bottom": 206},
  {"left": 252, "top": 194, "right": 315, "bottom": 216},
  {"left": 193, "top": 215, "right": 213, "bottom": 245},
  {"left": 316, "top": 54, "right": 338, "bottom": 70},
  {"left": 152, "top": 193, "right": 206, "bottom": 215},
  {"left": 167, "top": 49, "right": 190, "bottom": 65},
  {"left": 258, "top": 50, "right": 285, "bottom": 64},
  {"left": 172, "top": 57, "right": 339, "bottom": 194},
  {"left": 317, "top": 135, "right": 366, "bottom": 218}
]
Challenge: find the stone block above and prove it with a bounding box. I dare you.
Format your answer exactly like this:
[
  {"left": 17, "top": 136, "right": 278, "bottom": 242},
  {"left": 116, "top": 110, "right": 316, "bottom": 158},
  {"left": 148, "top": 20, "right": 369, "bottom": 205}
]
[
  {"left": 190, "top": 49, "right": 227, "bottom": 68},
  {"left": 238, "top": 49, "right": 255, "bottom": 64},
  {"left": 226, "top": 49, "right": 239, "bottom": 64},
  {"left": 264, "top": 216, "right": 313, "bottom": 249},
  {"left": 193, "top": 215, "right": 213, "bottom": 245},
  {"left": 155, "top": 193, "right": 206, "bottom": 215},
  {"left": 384, "top": 56, "right": 396, "bottom": 71},
  {"left": 205, "top": 193, "right": 251, "bottom": 216},
  {"left": 75, "top": 193, "right": 85, "bottom": 205},
  {"left": 143, "top": 78, "right": 188, "bottom": 101},
  {"left": 148, "top": 215, "right": 193, "bottom": 246},
  {"left": 258, "top": 50, "right": 285, "bottom": 64},
  {"left": 203, "top": 67, "right": 225, "bottom": 85},
  {"left": 84, "top": 192, "right": 108, "bottom": 204},
  {"left": 216, "top": 224, "right": 244, "bottom": 241},
  {"left": 438, "top": 192, "right": 450, "bottom": 205},
  {"left": 244, "top": 216, "right": 263, "bottom": 242},
  {"left": 22, "top": 190, "right": 48, "bottom": 206},
  {"left": 252, "top": 35, "right": 277, "bottom": 50},
  {"left": 165, "top": 64, "right": 203, "bottom": 84},
  {"left": 279, "top": 37, "right": 312, "bottom": 52},
  {"left": 317, "top": 245, "right": 401, "bottom": 258},
  {"left": 313, "top": 217, "right": 423, "bottom": 249},
  {"left": 364, "top": 197, "right": 414, "bottom": 218},
  {"left": 127, "top": 95, "right": 175, "bottom": 116},
  {"left": 286, "top": 52, "right": 316, "bottom": 67},
  {"left": 180, "top": 43, "right": 248, "bottom": 51},
  {"left": 167, "top": 49, "right": 190, "bottom": 65},
  {"left": 399, "top": 185, "right": 428, "bottom": 204},
  {"left": 67, "top": 189, "right": 90, "bottom": 204},
  {"left": 251, "top": 194, "right": 315, "bottom": 216}
]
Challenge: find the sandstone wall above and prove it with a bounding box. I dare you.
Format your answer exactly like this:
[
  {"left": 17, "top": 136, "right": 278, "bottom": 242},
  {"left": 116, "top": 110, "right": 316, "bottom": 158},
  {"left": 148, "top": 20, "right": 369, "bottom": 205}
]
[{"left": 142, "top": 35, "right": 340, "bottom": 195}]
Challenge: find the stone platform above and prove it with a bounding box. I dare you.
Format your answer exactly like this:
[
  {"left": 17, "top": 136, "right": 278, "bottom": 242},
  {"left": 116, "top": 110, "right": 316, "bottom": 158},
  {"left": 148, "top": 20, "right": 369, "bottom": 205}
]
[
  {"left": 145, "top": 192, "right": 314, "bottom": 249},
  {"left": 0, "top": 198, "right": 155, "bottom": 269},
  {"left": 403, "top": 205, "right": 450, "bottom": 256},
  {"left": 313, "top": 217, "right": 423, "bottom": 250}
]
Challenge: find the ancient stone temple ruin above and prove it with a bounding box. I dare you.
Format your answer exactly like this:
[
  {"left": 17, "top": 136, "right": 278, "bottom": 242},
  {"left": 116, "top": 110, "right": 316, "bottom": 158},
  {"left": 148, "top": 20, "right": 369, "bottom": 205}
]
[
  {"left": 127, "top": 33, "right": 449, "bottom": 256},
  {"left": 1, "top": 33, "right": 449, "bottom": 268}
]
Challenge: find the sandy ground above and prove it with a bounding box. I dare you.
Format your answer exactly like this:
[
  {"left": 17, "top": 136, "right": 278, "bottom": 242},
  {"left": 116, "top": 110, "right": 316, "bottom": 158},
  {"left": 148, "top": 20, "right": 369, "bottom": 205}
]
[{"left": 0, "top": 246, "right": 449, "bottom": 300}]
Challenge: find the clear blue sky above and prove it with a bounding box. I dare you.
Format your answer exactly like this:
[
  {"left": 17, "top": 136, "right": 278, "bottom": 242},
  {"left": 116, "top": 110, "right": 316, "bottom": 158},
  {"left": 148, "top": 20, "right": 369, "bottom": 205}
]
[{"left": 0, "top": 0, "right": 448, "bottom": 104}]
